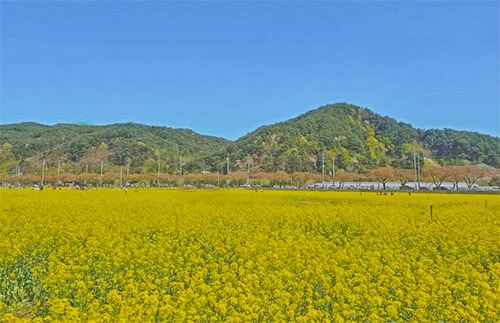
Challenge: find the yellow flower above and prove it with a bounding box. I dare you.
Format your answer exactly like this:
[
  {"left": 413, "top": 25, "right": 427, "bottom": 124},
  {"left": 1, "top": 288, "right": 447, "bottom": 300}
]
[{"left": 0, "top": 189, "right": 498, "bottom": 321}]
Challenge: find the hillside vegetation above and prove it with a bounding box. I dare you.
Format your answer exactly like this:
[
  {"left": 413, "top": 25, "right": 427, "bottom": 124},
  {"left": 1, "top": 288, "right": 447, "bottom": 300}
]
[
  {"left": 0, "top": 122, "right": 229, "bottom": 174},
  {"left": 214, "top": 104, "right": 499, "bottom": 172},
  {"left": 1, "top": 103, "right": 499, "bottom": 175}
]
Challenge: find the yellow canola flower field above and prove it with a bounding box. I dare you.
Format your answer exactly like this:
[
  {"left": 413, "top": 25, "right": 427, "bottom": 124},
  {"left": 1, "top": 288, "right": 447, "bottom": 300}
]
[{"left": 0, "top": 189, "right": 499, "bottom": 322}]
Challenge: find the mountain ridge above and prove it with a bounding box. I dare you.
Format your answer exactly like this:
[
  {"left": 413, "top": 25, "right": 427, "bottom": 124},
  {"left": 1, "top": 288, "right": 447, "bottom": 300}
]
[
  {"left": 1, "top": 103, "right": 499, "bottom": 174},
  {"left": 2, "top": 111, "right": 497, "bottom": 142},
  {"left": 3, "top": 114, "right": 497, "bottom": 142}
]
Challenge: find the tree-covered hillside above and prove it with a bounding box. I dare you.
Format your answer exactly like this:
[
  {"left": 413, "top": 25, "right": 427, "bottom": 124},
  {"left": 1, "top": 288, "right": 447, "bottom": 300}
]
[
  {"left": 212, "top": 103, "right": 499, "bottom": 172},
  {"left": 418, "top": 128, "right": 500, "bottom": 167},
  {"left": 1, "top": 103, "right": 499, "bottom": 175},
  {"left": 0, "top": 122, "right": 230, "bottom": 174}
]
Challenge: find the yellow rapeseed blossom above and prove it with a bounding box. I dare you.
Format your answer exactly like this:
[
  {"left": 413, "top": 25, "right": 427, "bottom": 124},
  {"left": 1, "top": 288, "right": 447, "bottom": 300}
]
[{"left": 0, "top": 188, "right": 499, "bottom": 322}]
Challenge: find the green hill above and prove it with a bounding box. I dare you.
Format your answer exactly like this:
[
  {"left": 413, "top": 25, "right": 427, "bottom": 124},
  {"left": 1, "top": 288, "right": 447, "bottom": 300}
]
[
  {"left": 1, "top": 103, "right": 499, "bottom": 175},
  {"left": 0, "top": 122, "right": 230, "bottom": 174},
  {"left": 210, "top": 103, "right": 499, "bottom": 172}
]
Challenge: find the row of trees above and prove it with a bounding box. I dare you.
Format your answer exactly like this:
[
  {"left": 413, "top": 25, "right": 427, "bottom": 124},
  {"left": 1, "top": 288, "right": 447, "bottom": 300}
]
[
  {"left": 1, "top": 165, "right": 499, "bottom": 189},
  {"left": 364, "top": 165, "right": 499, "bottom": 190},
  {"left": 0, "top": 171, "right": 317, "bottom": 187}
]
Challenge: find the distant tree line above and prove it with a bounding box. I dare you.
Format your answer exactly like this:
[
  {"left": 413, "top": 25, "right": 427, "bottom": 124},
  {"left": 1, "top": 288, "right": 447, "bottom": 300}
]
[{"left": 2, "top": 165, "right": 499, "bottom": 190}]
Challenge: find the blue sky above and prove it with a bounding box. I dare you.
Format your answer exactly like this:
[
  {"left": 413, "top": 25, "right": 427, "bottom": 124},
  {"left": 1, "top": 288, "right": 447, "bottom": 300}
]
[{"left": 1, "top": 1, "right": 499, "bottom": 139}]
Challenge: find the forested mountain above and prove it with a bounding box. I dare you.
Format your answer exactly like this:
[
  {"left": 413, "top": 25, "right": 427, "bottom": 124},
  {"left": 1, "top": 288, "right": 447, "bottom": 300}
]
[
  {"left": 210, "top": 103, "right": 499, "bottom": 172},
  {"left": 1, "top": 103, "right": 499, "bottom": 175},
  {"left": 0, "top": 122, "right": 230, "bottom": 174}
]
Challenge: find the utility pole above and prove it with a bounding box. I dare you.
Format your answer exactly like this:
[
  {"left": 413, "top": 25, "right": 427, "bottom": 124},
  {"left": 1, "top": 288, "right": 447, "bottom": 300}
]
[
  {"left": 57, "top": 161, "right": 61, "bottom": 185},
  {"left": 40, "top": 159, "right": 46, "bottom": 187},
  {"left": 417, "top": 154, "right": 421, "bottom": 189},
  {"left": 179, "top": 155, "right": 183, "bottom": 180},
  {"left": 246, "top": 159, "right": 251, "bottom": 185},
  {"left": 126, "top": 159, "right": 130, "bottom": 186},
  {"left": 322, "top": 150, "right": 325, "bottom": 188},
  {"left": 157, "top": 156, "right": 161, "bottom": 186},
  {"left": 332, "top": 154, "right": 336, "bottom": 184},
  {"left": 120, "top": 166, "right": 123, "bottom": 187},
  {"left": 16, "top": 165, "right": 20, "bottom": 186},
  {"left": 226, "top": 155, "right": 230, "bottom": 187},
  {"left": 217, "top": 171, "right": 220, "bottom": 187},
  {"left": 100, "top": 160, "right": 103, "bottom": 187},
  {"left": 84, "top": 164, "right": 88, "bottom": 186},
  {"left": 412, "top": 147, "right": 418, "bottom": 190}
]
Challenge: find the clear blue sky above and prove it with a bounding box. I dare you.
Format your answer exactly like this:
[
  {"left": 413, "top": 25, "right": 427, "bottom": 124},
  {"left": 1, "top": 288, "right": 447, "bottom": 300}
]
[{"left": 1, "top": 1, "right": 499, "bottom": 139}]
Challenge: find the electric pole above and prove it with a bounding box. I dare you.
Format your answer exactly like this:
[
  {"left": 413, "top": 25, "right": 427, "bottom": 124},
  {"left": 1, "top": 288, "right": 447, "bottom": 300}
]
[
  {"left": 57, "top": 161, "right": 61, "bottom": 185},
  {"left": 84, "top": 164, "right": 88, "bottom": 186},
  {"left": 417, "top": 154, "right": 421, "bottom": 189},
  {"left": 246, "top": 159, "right": 251, "bottom": 185},
  {"left": 100, "top": 160, "right": 103, "bottom": 187},
  {"left": 126, "top": 159, "right": 130, "bottom": 186},
  {"left": 41, "top": 159, "right": 46, "bottom": 187},
  {"left": 322, "top": 150, "right": 325, "bottom": 188},
  {"left": 332, "top": 154, "right": 336, "bottom": 184},
  {"left": 157, "top": 156, "right": 161, "bottom": 186},
  {"left": 226, "top": 155, "right": 230, "bottom": 187},
  {"left": 120, "top": 166, "right": 123, "bottom": 187},
  {"left": 179, "top": 155, "right": 183, "bottom": 180},
  {"left": 16, "top": 165, "right": 20, "bottom": 186},
  {"left": 412, "top": 147, "right": 418, "bottom": 190}
]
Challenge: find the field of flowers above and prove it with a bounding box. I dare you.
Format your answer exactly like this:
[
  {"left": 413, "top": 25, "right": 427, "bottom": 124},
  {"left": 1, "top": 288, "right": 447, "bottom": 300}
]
[{"left": 0, "top": 189, "right": 499, "bottom": 322}]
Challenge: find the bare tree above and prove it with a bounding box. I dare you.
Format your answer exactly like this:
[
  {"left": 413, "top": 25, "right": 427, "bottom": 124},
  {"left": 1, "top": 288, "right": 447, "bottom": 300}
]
[
  {"left": 367, "top": 166, "right": 395, "bottom": 190},
  {"left": 462, "top": 166, "right": 486, "bottom": 189},
  {"left": 422, "top": 166, "right": 449, "bottom": 189},
  {"left": 394, "top": 168, "right": 414, "bottom": 189},
  {"left": 488, "top": 169, "right": 500, "bottom": 188}
]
